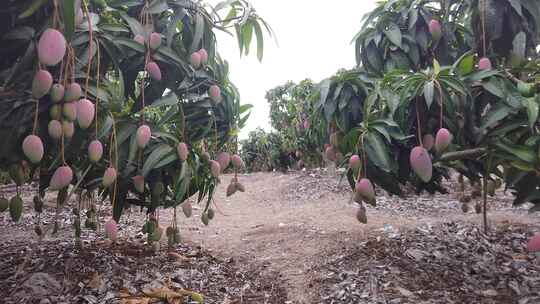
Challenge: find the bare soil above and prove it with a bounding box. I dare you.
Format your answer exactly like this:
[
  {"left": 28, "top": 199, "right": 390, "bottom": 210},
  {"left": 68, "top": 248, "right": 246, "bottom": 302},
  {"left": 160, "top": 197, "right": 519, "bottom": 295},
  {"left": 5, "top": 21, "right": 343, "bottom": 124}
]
[
  {"left": 175, "top": 170, "right": 540, "bottom": 303},
  {"left": 1, "top": 170, "right": 540, "bottom": 303}
]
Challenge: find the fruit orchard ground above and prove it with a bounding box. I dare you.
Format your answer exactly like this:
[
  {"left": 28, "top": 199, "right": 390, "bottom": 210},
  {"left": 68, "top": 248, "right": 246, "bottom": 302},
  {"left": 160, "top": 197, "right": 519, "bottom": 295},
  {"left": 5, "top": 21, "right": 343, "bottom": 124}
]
[
  {"left": 175, "top": 170, "right": 540, "bottom": 303},
  {"left": 1, "top": 170, "right": 540, "bottom": 303}
]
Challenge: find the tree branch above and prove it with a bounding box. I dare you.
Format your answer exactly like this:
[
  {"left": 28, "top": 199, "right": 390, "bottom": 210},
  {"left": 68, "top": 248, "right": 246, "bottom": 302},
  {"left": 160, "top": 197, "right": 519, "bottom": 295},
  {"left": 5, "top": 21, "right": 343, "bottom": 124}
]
[{"left": 439, "top": 148, "right": 487, "bottom": 162}]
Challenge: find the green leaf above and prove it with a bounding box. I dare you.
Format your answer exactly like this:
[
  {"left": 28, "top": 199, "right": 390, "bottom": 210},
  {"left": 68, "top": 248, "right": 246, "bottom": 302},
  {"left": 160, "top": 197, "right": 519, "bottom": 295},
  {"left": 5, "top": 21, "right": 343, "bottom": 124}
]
[
  {"left": 241, "top": 21, "right": 254, "bottom": 56},
  {"left": 423, "top": 81, "right": 434, "bottom": 109},
  {"left": 119, "top": 11, "right": 144, "bottom": 36},
  {"left": 3, "top": 27, "right": 35, "bottom": 41},
  {"left": 508, "top": 0, "right": 523, "bottom": 16},
  {"left": 512, "top": 31, "right": 527, "bottom": 60},
  {"left": 454, "top": 52, "right": 475, "bottom": 75},
  {"left": 143, "top": 144, "right": 174, "bottom": 176},
  {"left": 482, "top": 79, "right": 504, "bottom": 98},
  {"left": 167, "top": 9, "right": 185, "bottom": 48},
  {"left": 148, "top": 0, "right": 169, "bottom": 14},
  {"left": 384, "top": 23, "right": 402, "bottom": 47},
  {"left": 496, "top": 141, "right": 536, "bottom": 163},
  {"left": 526, "top": 97, "right": 539, "bottom": 129},
  {"left": 253, "top": 21, "right": 264, "bottom": 61},
  {"left": 365, "top": 131, "right": 391, "bottom": 172},
  {"left": 149, "top": 93, "right": 178, "bottom": 108},
  {"left": 19, "top": 0, "right": 48, "bottom": 19},
  {"left": 433, "top": 59, "right": 441, "bottom": 76},
  {"left": 480, "top": 104, "right": 512, "bottom": 131},
  {"left": 190, "top": 13, "right": 204, "bottom": 53},
  {"left": 62, "top": 0, "right": 76, "bottom": 41}
]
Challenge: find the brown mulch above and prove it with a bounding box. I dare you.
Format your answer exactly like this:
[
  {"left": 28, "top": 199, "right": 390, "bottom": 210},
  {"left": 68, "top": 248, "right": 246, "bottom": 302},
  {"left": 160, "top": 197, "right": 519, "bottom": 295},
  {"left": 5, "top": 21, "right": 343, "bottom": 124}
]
[
  {"left": 0, "top": 185, "right": 287, "bottom": 304},
  {"left": 313, "top": 222, "right": 540, "bottom": 304},
  {"left": 0, "top": 234, "right": 287, "bottom": 304},
  {"left": 283, "top": 170, "right": 530, "bottom": 217}
]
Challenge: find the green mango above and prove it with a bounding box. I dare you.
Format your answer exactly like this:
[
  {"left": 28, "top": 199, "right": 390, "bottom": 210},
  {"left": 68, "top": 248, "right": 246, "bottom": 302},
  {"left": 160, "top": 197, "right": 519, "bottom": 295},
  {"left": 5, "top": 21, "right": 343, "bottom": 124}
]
[
  {"left": 518, "top": 81, "right": 535, "bottom": 97},
  {"left": 148, "top": 226, "right": 163, "bottom": 242},
  {"left": 74, "top": 218, "right": 81, "bottom": 238},
  {"left": 9, "top": 195, "right": 23, "bottom": 222},
  {"left": 0, "top": 197, "right": 8, "bottom": 212},
  {"left": 33, "top": 196, "right": 43, "bottom": 213},
  {"left": 9, "top": 164, "right": 26, "bottom": 186},
  {"left": 207, "top": 208, "right": 215, "bottom": 220},
  {"left": 201, "top": 213, "right": 209, "bottom": 226}
]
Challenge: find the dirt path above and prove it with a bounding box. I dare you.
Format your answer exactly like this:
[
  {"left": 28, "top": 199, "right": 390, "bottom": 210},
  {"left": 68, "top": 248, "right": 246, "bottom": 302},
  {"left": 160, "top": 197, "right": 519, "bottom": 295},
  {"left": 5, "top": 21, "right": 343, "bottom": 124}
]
[{"left": 173, "top": 171, "right": 538, "bottom": 303}]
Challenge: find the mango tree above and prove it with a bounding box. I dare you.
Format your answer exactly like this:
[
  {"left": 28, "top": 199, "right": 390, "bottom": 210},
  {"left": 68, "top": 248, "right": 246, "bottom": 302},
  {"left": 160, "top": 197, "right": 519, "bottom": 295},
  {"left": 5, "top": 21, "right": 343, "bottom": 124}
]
[
  {"left": 0, "top": 0, "right": 271, "bottom": 245},
  {"left": 307, "top": 0, "right": 540, "bottom": 230}
]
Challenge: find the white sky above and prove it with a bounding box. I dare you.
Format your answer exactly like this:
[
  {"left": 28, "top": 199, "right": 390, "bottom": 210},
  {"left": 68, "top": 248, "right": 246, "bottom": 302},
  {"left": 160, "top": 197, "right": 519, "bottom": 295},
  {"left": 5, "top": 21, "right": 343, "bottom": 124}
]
[{"left": 211, "top": 1, "right": 377, "bottom": 138}]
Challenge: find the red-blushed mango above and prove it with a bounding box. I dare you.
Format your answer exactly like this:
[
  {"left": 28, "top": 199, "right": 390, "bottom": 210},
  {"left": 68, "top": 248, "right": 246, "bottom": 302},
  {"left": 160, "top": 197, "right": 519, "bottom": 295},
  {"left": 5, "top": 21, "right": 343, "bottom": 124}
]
[
  {"left": 231, "top": 154, "right": 243, "bottom": 169},
  {"left": 182, "top": 201, "right": 192, "bottom": 218},
  {"left": 478, "top": 57, "right": 492, "bottom": 70},
  {"left": 136, "top": 125, "right": 151, "bottom": 148},
  {"left": 210, "top": 160, "right": 221, "bottom": 177},
  {"left": 325, "top": 146, "right": 336, "bottom": 161},
  {"left": 49, "top": 104, "right": 61, "bottom": 120},
  {"left": 62, "top": 121, "right": 75, "bottom": 138},
  {"left": 22, "top": 135, "right": 44, "bottom": 164},
  {"left": 105, "top": 219, "right": 118, "bottom": 241},
  {"left": 50, "top": 166, "right": 73, "bottom": 190},
  {"left": 38, "top": 29, "right": 66, "bottom": 66},
  {"left": 63, "top": 102, "right": 77, "bottom": 121},
  {"left": 303, "top": 119, "right": 310, "bottom": 129},
  {"left": 226, "top": 181, "right": 237, "bottom": 197},
  {"left": 48, "top": 120, "right": 63, "bottom": 140},
  {"left": 209, "top": 85, "right": 221, "bottom": 102},
  {"left": 149, "top": 32, "right": 161, "bottom": 50},
  {"left": 64, "top": 83, "right": 82, "bottom": 102},
  {"left": 133, "top": 175, "right": 145, "bottom": 193},
  {"left": 527, "top": 233, "right": 540, "bottom": 253},
  {"left": 217, "top": 152, "right": 231, "bottom": 171},
  {"left": 356, "top": 205, "right": 367, "bottom": 224},
  {"left": 429, "top": 19, "right": 442, "bottom": 41},
  {"left": 435, "top": 128, "right": 452, "bottom": 153},
  {"left": 88, "top": 140, "right": 103, "bottom": 163},
  {"left": 236, "top": 181, "right": 245, "bottom": 192},
  {"left": 198, "top": 48, "right": 208, "bottom": 64},
  {"left": 190, "top": 52, "right": 201, "bottom": 69},
  {"left": 355, "top": 178, "right": 376, "bottom": 205},
  {"left": 32, "top": 70, "right": 53, "bottom": 99},
  {"left": 349, "top": 154, "right": 361, "bottom": 169},
  {"left": 410, "top": 146, "right": 432, "bottom": 182},
  {"left": 422, "top": 134, "right": 435, "bottom": 151},
  {"left": 134, "top": 34, "right": 145, "bottom": 45},
  {"left": 201, "top": 151, "right": 211, "bottom": 162},
  {"left": 177, "top": 142, "right": 189, "bottom": 161},
  {"left": 50, "top": 84, "right": 65, "bottom": 103},
  {"left": 102, "top": 167, "right": 117, "bottom": 187},
  {"left": 76, "top": 99, "right": 95, "bottom": 129},
  {"left": 146, "top": 61, "right": 162, "bottom": 81}
]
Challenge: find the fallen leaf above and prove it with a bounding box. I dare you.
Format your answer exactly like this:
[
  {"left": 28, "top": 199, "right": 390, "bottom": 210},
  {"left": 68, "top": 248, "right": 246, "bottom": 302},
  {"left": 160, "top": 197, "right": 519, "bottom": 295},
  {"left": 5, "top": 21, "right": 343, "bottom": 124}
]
[
  {"left": 87, "top": 272, "right": 101, "bottom": 290},
  {"left": 167, "top": 251, "right": 190, "bottom": 262}
]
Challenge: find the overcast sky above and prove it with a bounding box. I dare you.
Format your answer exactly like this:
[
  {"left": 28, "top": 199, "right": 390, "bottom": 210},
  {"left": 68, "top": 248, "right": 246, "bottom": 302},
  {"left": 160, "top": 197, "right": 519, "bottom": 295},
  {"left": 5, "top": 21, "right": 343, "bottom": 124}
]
[{"left": 211, "top": 1, "right": 377, "bottom": 138}]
